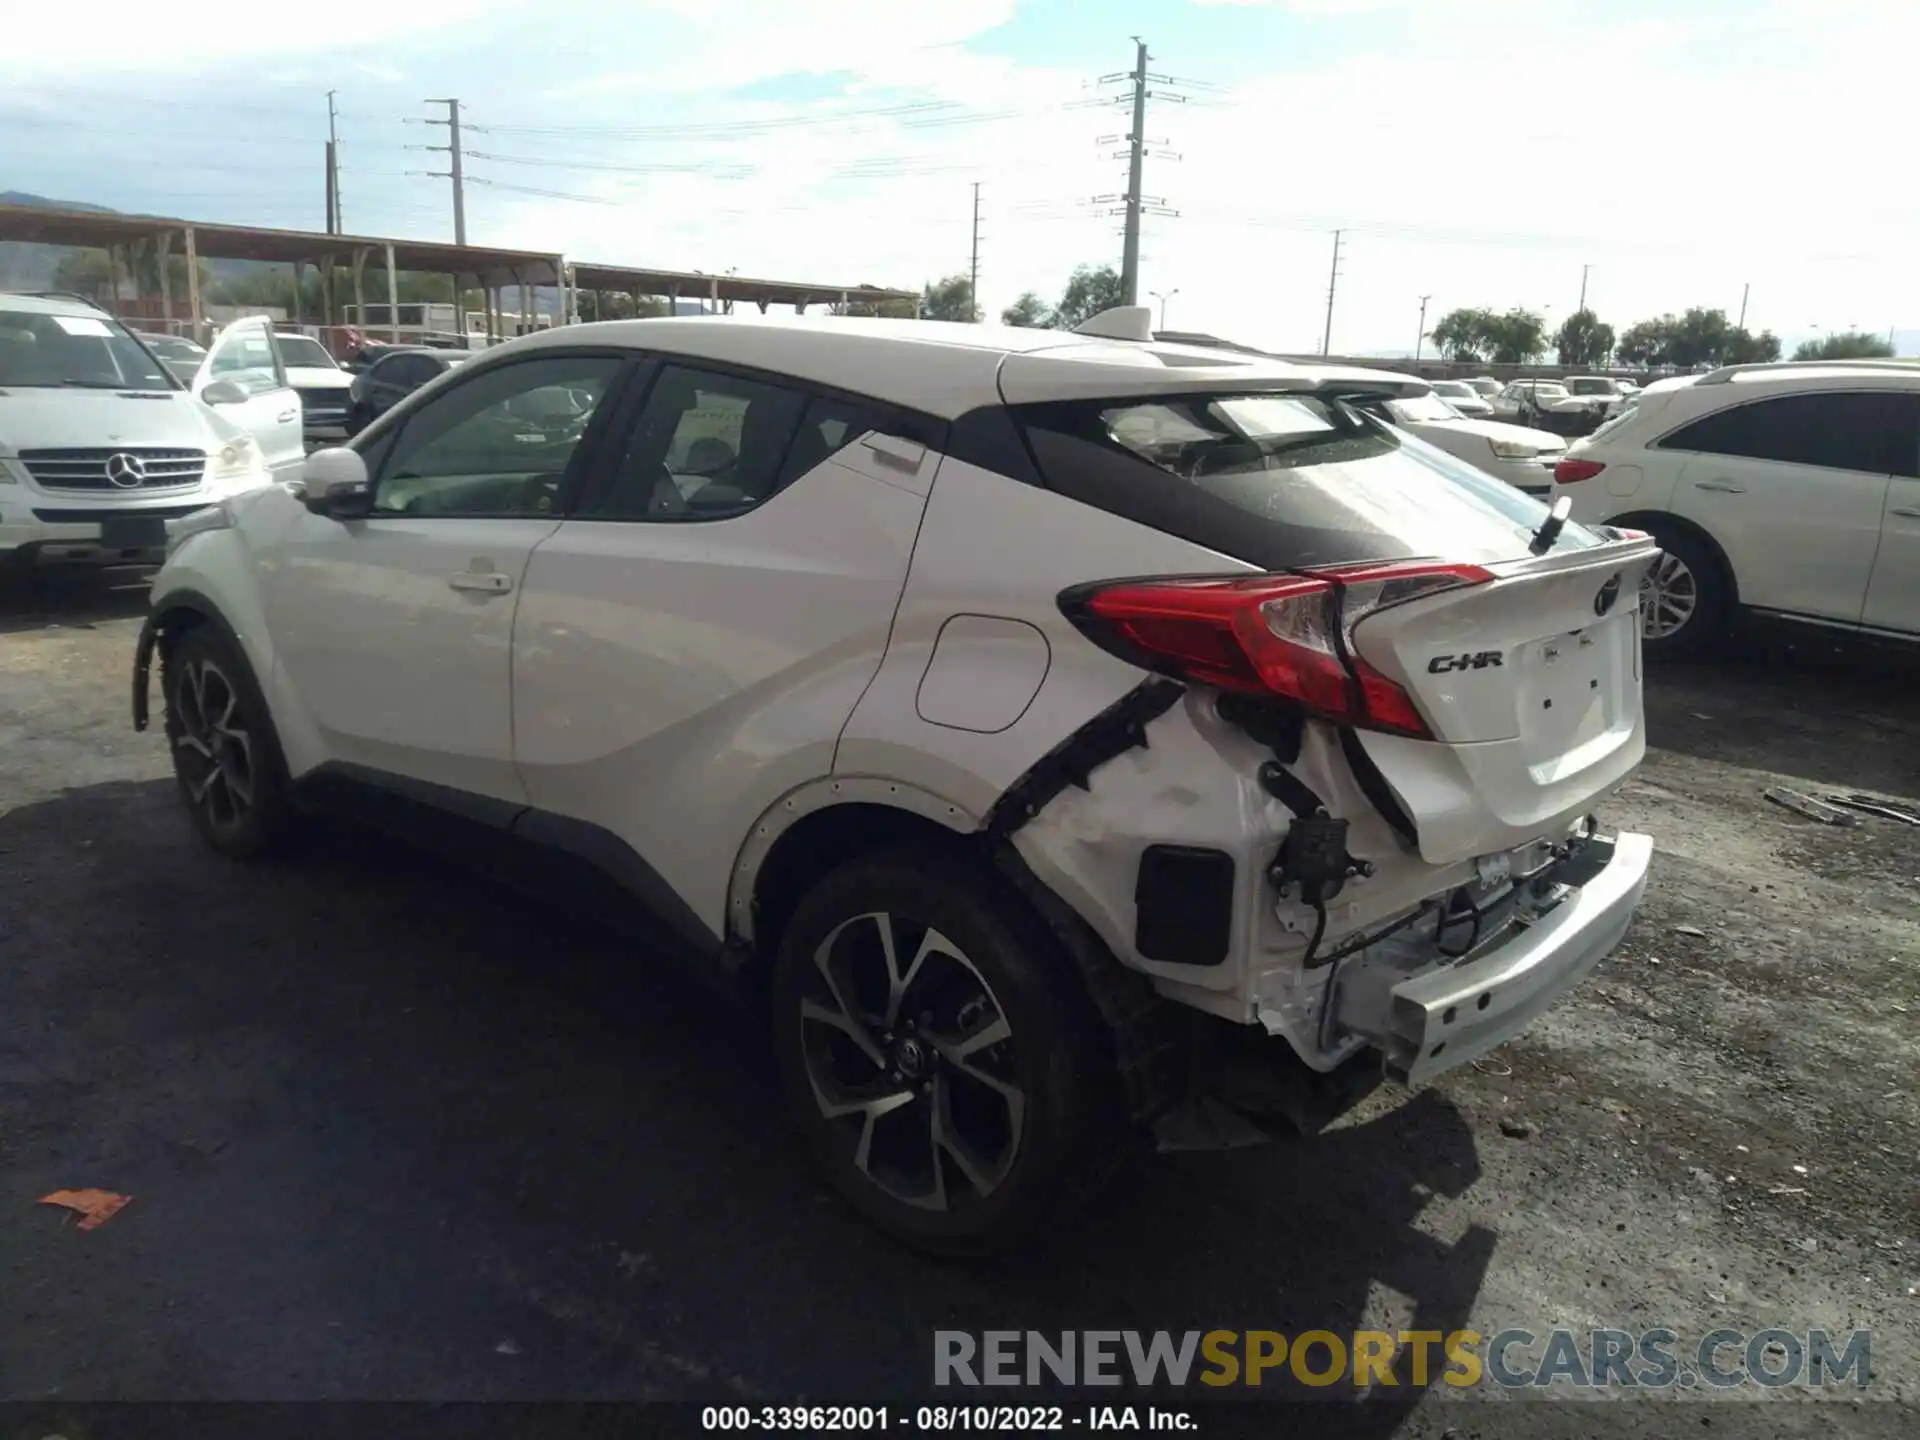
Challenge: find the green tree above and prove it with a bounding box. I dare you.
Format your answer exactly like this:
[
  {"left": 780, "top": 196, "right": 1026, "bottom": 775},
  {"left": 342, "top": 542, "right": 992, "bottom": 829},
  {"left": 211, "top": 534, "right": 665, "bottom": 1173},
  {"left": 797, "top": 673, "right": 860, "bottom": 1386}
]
[
  {"left": 1001, "top": 291, "right": 1051, "bottom": 328},
  {"left": 1723, "top": 328, "right": 1782, "bottom": 363},
  {"left": 1430, "top": 306, "right": 1496, "bottom": 361},
  {"left": 1793, "top": 331, "right": 1895, "bottom": 360},
  {"left": 1667, "top": 307, "right": 1734, "bottom": 368},
  {"left": 919, "top": 273, "right": 980, "bottom": 323},
  {"left": 1484, "top": 308, "right": 1548, "bottom": 364},
  {"left": 52, "top": 245, "right": 207, "bottom": 303},
  {"left": 1616, "top": 315, "right": 1676, "bottom": 368},
  {"left": 836, "top": 294, "right": 917, "bottom": 318},
  {"left": 1554, "top": 309, "right": 1615, "bottom": 368},
  {"left": 1050, "top": 264, "right": 1124, "bottom": 330}
]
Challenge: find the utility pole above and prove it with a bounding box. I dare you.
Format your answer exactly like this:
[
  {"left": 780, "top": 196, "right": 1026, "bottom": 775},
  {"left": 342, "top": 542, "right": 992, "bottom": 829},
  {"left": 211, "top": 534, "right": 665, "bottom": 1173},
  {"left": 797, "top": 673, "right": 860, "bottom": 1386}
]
[
  {"left": 969, "top": 182, "right": 982, "bottom": 322},
  {"left": 1120, "top": 38, "right": 1148, "bottom": 305},
  {"left": 1150, "top": 288, "right": 1178, "bottom": 329},
  {"left": 1321, "top": 229, "right": 1344, "bottom": 356},
  {"left": 423, "top": 98, "right": 467, "bottom": 245},
  {"left": 1578, "top": 263, "right": 1590, "bottom": 314},
  {"left": 1415, "top": 293, "right": 1432, "bottom": 361},
  {"left": 326, "top": 91, "right": 342, "bottom": 233},
  {"left": 1737, "top": 281, "right": 1750, "bottom": 331}
]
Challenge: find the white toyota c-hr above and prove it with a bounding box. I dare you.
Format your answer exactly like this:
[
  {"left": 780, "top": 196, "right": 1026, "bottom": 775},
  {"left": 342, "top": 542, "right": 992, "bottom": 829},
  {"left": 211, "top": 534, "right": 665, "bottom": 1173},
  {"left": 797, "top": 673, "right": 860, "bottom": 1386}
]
[{"left": 134, "top": 308, "right": 1657, "bottom": 1253}]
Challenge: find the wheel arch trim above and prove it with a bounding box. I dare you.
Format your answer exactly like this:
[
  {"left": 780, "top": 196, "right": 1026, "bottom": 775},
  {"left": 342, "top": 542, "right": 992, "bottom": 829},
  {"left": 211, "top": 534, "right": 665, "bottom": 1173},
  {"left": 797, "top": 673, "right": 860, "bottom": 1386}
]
[
  {"left": 132, "top": 588, "right": 256, "bottom": 733},
  {"left": 726, "top": 777, "right": 980, "bottom": 945},
  {"left": 1604, "top": 509, "right": 1741, "bottom": 607}
]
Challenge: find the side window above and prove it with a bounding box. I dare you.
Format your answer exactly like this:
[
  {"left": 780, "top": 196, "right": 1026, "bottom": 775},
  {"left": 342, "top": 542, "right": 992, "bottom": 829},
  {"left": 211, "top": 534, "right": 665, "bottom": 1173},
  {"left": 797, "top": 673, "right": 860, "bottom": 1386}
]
[
  {"left": 1659, "top": 392, "right": 1906, "bottom": 474},
  {"left": 389, "top": 355, "right": 432, "bottom": 387},
  {"left": 370, "top": 354, "right": 622, "bottom": 518},
  {"left": 209, "top": 330, "right": 285, "bottom": 396},
  {"left": 581, "top": 364, "right": 806, "bottom": 521}
]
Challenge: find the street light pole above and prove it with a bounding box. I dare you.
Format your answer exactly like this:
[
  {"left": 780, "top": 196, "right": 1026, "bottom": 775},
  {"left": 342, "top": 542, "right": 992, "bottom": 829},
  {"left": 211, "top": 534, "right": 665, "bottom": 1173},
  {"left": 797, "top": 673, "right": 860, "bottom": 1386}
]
[
  {"left": 1415, "top": 293, "right": 1432, "bottom": 362},
  {"left": 1150, "top": 288, "right": 1179, "bottom": 329}
]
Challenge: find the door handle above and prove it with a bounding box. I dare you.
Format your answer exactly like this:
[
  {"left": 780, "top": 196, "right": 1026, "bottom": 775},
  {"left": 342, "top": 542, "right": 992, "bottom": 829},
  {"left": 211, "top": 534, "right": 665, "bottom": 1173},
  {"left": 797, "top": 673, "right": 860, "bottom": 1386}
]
[
  {"left": 276, "top": 409, "right": 299, "bottom": 423},
  {"left": 1691, "top": 480, "right": 1745, "bottom": 493},
  {"left": 1893, "top": 507, "right": 1920, "bottom": 520},
  {"left": 448, "top": 571, "right": 514, "bottom": 594}
]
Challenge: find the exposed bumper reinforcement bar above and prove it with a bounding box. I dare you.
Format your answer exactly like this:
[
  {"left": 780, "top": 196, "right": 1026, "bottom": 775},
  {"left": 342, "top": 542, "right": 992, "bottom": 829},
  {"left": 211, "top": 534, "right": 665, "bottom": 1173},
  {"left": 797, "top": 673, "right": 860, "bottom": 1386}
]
[{"left": 1382, "top": 830, "right": 1653, "bottom": 1085}]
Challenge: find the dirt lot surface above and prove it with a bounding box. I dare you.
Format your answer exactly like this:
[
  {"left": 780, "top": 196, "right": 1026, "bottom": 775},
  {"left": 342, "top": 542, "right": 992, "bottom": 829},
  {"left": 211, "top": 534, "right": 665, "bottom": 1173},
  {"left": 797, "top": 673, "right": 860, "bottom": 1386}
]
[{"left": 1, "top": 567, "right": 1915, "bottom": 1436}]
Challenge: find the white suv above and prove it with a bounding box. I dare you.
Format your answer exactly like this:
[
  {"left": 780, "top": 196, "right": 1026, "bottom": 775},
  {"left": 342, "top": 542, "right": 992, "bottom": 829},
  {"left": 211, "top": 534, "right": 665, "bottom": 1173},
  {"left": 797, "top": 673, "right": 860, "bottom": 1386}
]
[
  {"left": 134, "top": 311, "right": 1657, "bottom": 1252},
  {"left": 1552, "top": 360, "right": 1920, "bottom": 656},
  {"left": 1, "top": 298, "right": 305, "bottom": 565}
]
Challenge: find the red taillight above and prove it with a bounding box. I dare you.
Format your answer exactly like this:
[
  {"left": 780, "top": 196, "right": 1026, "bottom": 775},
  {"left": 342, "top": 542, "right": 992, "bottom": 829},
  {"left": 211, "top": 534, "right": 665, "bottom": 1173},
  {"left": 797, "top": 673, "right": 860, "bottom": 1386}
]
[
  {"left": 1065, "top": 560, "right": 1492, "bottom": 739},
  {"left": 1554, "top": 457, "right": 1606, "bottom": 484}
]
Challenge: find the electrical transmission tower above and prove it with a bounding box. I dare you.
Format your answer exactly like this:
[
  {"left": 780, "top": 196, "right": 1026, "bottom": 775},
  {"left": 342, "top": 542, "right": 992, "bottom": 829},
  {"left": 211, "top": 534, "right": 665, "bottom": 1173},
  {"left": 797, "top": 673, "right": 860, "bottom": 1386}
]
[
  {"left": 1092, "top": 38, "right": 1187, "bottom": 306},
  {"left": 417, "top": 98, "right": 468, "bottom": 245}
]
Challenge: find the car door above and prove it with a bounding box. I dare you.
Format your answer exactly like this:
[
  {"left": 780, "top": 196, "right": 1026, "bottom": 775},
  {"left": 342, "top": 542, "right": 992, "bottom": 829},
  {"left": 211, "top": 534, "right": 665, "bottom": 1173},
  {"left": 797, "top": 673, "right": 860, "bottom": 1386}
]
[
  {"left": 1861, "top": 391, "right": 1920, "bottom": 634},
  {"left": 262, "top": 350, "right": 632, "bottom": 802},
  {"left": 1665, "top": 388, "right": 1900, "bottom": 622},
  {"left": 510, "top": 360, "right": 945, "bottom": 938},
  {"left": 191, "top": 317, "right": 305, "bottom": 474}
]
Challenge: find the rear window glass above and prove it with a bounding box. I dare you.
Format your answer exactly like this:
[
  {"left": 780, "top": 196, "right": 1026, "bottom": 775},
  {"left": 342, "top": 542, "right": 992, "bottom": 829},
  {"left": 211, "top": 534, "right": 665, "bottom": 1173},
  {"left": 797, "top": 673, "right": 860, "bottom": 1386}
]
[{"left": 1015, "top": 391, "right": 1604, "bottom": 569}]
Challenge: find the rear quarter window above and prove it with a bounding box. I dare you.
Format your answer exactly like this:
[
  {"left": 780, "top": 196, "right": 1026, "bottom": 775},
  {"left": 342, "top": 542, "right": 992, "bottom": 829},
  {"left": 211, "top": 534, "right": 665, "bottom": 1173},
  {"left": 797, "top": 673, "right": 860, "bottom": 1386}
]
[{"left": 1015, "top": 391, "right": 1603, "bottom": 569}]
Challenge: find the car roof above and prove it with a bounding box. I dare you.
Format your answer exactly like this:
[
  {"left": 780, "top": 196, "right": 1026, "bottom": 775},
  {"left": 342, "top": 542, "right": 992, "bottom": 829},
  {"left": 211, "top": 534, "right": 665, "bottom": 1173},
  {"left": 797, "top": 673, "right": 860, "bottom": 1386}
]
[
  {"left": 498, "top": 314, "right": 1427, "bottom": 419},
  {"left": 0, "top": 291, "right": 110, "bottom": 319}
]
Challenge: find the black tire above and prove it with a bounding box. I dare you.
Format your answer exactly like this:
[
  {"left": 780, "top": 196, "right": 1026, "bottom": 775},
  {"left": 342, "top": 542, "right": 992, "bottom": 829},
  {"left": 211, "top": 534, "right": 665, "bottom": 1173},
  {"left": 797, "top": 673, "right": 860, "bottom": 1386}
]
[
  {"left": 1638, "top": 523, "right": 1729, "bottom": 659},
  {"left": 162, "top": 625, "right": 296, "bottom": 859},
  {"left": 771, "top": 849, "right": 1123, "bottom": 1256}
]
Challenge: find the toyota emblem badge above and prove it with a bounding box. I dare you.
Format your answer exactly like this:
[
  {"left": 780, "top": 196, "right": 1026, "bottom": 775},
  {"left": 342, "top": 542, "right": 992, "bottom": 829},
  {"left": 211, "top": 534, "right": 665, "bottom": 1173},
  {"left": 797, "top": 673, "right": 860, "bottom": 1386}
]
[
  {"left": 1594, "top": 573, "right": 1623, "bottom": 616},
  {"left": 104, "top": 452, "right": 148, "bottom": 489}
]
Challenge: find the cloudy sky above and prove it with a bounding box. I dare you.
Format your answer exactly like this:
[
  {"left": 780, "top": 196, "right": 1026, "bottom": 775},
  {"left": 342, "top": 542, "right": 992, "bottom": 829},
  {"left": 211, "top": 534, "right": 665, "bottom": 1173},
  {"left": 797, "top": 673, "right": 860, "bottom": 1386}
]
[{"left": 3, "top": 0, "right": 1915, "bottom": 353}]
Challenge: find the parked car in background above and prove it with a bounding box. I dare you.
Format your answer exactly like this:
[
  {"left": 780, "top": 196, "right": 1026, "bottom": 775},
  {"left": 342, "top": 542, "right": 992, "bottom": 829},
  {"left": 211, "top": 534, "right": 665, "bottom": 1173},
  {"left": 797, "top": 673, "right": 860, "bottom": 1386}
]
[
  {"left": 347, "top": 346, "right": 474, "bottom": 430},
  {"left": 271, "top": 331, "right": 355, "bottom": 440},
  {"left": 1553, "top": 360, "right": 1920, "bottom": 656},
  {"left": 1358, "top": 381, "right": 1567, "bottom": 494},
  {"left": 136, "top": 309, "right": 1658, "bottom": 1252},
  {"left": 1463, "top": 376, "right": 1501, "bottom": 400},
  {"left": 1, "top": 294, "right": 279, "bottom": 565},
  {"left": 1429, "top": 379, "right": 1495, "bottom": 418},
  {"left": 1563, "top": 375, "right": 1634, "bottom": 418},
  {"left": 135, "top": 332, "right": 207, "bottom": 385}
]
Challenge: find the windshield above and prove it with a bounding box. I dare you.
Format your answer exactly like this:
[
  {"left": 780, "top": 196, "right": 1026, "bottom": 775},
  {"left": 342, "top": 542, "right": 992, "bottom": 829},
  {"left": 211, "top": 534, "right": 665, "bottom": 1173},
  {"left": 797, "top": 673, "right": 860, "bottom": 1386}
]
[
  {"left": 276, "top": 335, "right": 337, "bottom": 369},
  {"left": 1016, "top": 390, "right": 1604, "bottom": 569},
  {"left": 1431, "top": 382, "right": 1473, "bottom": 398},
  {"left": 1388, "top": 392, "right": 1466, "bottom": 423},
  {"left": 0, "top": 307, "right": 179, "bottom": 391},
  {"left": 1526, "top": 383, "right": 1569, "bottom": 397},
  {"left": 143, "top": 336, "right": 203, "bottom": 360}
]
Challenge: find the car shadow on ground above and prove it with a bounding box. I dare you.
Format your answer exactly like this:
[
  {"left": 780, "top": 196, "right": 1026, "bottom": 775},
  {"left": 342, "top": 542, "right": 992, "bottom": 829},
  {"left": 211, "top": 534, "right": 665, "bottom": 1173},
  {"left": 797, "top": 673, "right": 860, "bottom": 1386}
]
[
  {"left": 0, "top": 779, "right": 1488, "bottom": 1425},
  {"left": 0, "top": 565, "right": 153, "bottom": 637},
  {"left": 1643, "top": 624, "right": 1920, "bottom": 797}
]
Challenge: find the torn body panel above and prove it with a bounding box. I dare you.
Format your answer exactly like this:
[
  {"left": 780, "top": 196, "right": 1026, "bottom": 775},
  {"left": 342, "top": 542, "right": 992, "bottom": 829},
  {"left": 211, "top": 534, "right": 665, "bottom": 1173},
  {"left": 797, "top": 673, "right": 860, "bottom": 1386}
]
[{"left": 1007, "top": 686, "right": 1653, "bottom": 1084}]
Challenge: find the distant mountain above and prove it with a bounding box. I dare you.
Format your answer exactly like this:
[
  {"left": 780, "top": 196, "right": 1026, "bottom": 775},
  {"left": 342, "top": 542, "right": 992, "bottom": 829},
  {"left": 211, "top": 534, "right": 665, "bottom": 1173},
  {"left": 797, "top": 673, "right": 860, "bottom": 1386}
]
[{"left": 0, "top": 190, "right": 114, "bottom": 212}]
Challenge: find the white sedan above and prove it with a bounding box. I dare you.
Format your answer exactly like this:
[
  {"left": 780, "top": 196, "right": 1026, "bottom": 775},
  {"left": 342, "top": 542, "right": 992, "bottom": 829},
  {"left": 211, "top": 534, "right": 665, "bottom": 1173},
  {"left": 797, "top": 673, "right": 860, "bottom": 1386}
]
[
  {"left": 1363, "top": 385, "right": 1568, "bottom": 494},
  {"left": 1429, "top": 379, "right": 1494, "bottom": 418}
]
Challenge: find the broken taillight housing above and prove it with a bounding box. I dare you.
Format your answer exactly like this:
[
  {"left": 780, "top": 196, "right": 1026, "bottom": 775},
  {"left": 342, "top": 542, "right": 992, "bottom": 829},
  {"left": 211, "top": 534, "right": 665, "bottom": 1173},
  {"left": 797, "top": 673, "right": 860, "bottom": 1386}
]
[{"left": 1061, "top": 560, "right": 1492, "bottom": 740}]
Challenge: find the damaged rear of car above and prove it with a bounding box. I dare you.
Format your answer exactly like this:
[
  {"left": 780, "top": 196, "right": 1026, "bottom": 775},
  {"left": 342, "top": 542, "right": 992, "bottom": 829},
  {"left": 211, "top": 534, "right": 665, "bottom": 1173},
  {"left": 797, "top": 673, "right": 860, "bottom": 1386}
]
[{"left": 979, "top": 371, "right": 1652, "bottom": 1114}]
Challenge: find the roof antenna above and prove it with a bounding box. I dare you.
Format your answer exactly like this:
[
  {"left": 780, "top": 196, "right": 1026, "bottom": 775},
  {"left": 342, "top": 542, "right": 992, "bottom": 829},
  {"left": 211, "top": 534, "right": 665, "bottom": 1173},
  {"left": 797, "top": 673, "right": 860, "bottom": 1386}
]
[{"left": 1072, "top": 306, "right": 1155, "bottom": 342}]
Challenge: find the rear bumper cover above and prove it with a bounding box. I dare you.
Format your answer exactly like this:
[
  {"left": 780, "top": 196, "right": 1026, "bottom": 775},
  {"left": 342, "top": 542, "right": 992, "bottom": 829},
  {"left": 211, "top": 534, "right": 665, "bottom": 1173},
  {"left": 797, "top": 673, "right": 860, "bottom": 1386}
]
[{"left": 1381, "top": 830, "right": 1652, "bottom": 1084}]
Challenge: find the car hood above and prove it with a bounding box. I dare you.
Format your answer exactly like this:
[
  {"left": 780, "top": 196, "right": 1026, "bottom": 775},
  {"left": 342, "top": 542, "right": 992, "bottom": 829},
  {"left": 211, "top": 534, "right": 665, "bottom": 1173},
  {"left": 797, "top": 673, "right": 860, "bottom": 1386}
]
[
  {"left": 1398, "top": 415, "right": 1567, "bottom": 453},
  {"left": 0, "top": 389, "right": 245, "bottom": 455},
  {"left": 285, "top": 366, "right": 352, "bottom": 390}
]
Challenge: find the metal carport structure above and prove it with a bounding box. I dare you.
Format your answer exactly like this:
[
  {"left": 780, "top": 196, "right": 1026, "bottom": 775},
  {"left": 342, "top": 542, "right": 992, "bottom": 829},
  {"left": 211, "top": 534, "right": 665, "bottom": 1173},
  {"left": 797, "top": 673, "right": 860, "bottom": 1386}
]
[
  {"left": 0, "top": 203, "right": 919, "bottom": 343},
  {"left": 566, "top": 261, "right": 916, "bottom": 318}
]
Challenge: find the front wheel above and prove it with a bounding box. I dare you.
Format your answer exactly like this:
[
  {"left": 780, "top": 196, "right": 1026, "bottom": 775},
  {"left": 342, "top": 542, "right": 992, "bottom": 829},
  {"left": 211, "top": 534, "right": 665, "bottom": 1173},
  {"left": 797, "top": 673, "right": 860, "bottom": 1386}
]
[
  {"left": 163, "top": 627, "right": 295, "bottom": 858},
  {"left": 770, "top": 851, "right": 1122, "bottom": 1255},
  {"left": 1638, "top": 525, "right": 1728, "bottom": 659}
]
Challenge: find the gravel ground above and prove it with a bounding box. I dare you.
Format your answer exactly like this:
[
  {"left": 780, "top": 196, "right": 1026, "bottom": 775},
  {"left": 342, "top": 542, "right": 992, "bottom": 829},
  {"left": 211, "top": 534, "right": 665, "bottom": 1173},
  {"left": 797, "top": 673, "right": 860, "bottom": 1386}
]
[{"left": 0, "top": 566, "right": 1914, "bottom": 1436}]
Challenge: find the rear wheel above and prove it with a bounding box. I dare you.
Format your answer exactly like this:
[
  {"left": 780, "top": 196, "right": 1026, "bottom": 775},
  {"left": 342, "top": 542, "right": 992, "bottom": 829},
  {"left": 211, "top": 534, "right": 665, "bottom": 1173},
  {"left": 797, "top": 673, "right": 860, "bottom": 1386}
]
[
  {"left": 1638, "top": 524, "right": 1727, "bottom": 659},
  {"left": 771, "top": 851, "right": 1121, "bottom": 1255},
  {"left": 163, "top": 627, "right": 295, "bottom": 858}
]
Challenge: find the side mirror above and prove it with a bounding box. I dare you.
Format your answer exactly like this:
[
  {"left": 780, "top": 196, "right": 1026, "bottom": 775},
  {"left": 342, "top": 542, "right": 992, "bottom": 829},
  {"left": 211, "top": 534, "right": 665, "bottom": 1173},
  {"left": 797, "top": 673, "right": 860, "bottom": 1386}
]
[
  {"left": 299, "top": 447, "right": 372, "bottom": 519},
  {"left": 201, "top": 380, "right": 248, "bottom": 406}
]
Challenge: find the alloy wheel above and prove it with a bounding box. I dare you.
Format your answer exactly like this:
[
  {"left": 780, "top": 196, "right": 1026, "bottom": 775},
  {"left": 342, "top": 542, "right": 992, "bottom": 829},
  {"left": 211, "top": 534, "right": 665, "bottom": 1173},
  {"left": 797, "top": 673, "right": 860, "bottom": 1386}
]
[
  {"left": 797, "top": 911, "right": 1025, "bottom": 1212},
  {"left": 173, "top": 657, "right": 256, "bottom": 831},
  {"left": 1640, "top": 550, "right": 1699, "bottom": 640}
]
